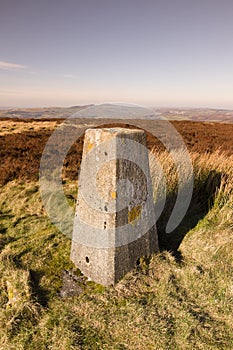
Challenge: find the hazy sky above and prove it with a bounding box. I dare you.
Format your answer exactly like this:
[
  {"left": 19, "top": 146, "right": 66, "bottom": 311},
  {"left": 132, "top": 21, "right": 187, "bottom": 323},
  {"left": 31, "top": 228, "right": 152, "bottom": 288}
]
[{"left": 1, "top": 0, "right": 233, "bottom": 108}]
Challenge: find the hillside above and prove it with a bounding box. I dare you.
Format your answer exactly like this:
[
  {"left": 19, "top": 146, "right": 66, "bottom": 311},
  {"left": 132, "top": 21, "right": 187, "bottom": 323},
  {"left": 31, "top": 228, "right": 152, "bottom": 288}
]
[{"left": 0, "top": 119, "right": 232, "bottom": 349}]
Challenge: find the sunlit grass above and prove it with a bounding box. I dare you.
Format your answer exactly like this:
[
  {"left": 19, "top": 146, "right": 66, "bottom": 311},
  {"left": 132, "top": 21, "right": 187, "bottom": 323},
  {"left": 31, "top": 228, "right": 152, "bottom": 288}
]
[{"left": 0, "top": 149, "right": 233, "bottom": 349}]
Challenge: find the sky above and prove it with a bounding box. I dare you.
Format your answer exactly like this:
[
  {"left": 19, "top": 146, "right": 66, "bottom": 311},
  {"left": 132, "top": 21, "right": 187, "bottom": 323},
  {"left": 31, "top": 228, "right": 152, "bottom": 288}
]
[{"left": 0, "top": 0, "right": 233, "bottom": 108}]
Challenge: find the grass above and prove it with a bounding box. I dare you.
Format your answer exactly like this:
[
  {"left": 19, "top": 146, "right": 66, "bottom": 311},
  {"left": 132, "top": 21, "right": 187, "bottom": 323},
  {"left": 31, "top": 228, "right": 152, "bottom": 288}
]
[
  {"left": 0, "top": 120, "right": 58, "bottom": 136},
  {"left": 0, "top": 149, "right": 233, "bottom": 349}
]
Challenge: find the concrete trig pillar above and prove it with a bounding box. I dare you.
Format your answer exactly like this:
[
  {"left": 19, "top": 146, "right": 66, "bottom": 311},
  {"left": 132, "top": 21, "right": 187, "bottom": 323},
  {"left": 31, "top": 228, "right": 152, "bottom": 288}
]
[{"left": 70, "top": 127, "right": 159, "bottom": 286}]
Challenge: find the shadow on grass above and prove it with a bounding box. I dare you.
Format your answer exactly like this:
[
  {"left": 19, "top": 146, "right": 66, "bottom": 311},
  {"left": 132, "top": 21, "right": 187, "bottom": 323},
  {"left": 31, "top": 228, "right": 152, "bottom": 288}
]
[
  {"left": 157, "top": 169, "right": 223, "bottom": 260},
  {"left": 0, "top": 211, "right": 15, "bottom": 251},
  {"left": 29, "top": 270, "right": 50, "bottom": 307}
]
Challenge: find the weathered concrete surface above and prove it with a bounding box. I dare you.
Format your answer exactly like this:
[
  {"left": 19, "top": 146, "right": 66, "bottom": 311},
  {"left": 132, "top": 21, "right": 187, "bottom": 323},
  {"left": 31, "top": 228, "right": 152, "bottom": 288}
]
[{"left": 70, "top": 127, "right": 159, "bottom": 286}]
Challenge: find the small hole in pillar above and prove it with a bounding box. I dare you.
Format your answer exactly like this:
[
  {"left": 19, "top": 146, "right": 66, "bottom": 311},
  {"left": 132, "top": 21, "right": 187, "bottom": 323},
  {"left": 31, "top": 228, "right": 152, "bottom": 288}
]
[
  {"left": 85, "top": 256, "right": 89, "bottom": 263},
  {"left": 104, "top": 221, "right": 107, "bottom": 229}
]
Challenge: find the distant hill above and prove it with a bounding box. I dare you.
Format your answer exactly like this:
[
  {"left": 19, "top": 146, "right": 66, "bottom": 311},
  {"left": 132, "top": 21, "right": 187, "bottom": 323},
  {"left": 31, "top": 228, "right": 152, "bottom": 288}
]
[
  {"left": 0, "top": 105, "right": 93, "bottom": 119},
  {"left": 154, "top": 108, "right": 233, "bottom": 123},
  {"left": 0, "top": 105, "right": 233, "bottom": 123}
]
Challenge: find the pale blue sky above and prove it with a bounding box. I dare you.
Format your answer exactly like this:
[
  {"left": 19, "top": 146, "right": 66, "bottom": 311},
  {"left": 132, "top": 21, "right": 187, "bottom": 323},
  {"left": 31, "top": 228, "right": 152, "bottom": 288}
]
[{"left": 0, "top": 0, "right": 233, "bottom": 108}]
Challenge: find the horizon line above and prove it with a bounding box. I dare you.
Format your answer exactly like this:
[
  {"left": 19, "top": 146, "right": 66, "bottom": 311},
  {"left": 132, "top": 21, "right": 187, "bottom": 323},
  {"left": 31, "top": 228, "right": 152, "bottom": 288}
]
[{"left": 1, "top": 103, "right": 233, "bottom": 111}]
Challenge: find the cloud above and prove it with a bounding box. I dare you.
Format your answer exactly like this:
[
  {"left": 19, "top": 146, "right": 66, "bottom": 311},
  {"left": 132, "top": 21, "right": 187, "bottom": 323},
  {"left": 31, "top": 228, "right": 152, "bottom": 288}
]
[{"left": 0, "top": 61, "right": 27, "bottom": 71}]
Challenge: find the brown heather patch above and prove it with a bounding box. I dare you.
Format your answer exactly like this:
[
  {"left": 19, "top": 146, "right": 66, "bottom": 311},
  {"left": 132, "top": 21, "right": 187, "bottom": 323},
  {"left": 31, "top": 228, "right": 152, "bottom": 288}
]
[{"left": 1, "top": 118, "right": 233, "bottom": 186}]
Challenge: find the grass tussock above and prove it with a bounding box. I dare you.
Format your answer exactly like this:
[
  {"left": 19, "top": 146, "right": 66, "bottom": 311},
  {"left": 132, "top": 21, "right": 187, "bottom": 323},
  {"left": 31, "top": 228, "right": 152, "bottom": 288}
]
[
  {"left": 150, "top": 148, "right": 233, "bottom": 251},
  {"left": 0, "top": 149, "right": 233, "bottom": 349}
]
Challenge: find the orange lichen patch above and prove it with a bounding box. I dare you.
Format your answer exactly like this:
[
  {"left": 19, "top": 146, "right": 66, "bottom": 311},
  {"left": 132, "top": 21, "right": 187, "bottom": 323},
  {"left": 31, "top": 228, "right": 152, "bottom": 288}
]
[
  {"left": 128, "top": 205, "right": 142, "bottom": 225},
  {"left": 111, "top": 191, "right": 117, "bottom": 199},
  {"left": 86, "top": 142, "right": 93, "bottom": 152}
]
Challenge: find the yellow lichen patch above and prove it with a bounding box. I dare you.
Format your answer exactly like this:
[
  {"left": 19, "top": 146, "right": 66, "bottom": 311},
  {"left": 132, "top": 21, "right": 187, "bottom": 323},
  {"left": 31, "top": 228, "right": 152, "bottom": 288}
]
[
  {"left": 86, "top": 142, "right": 93, "bottom": 152},
  {"left": 111, "top": 191, "right": 117, "bottom": 199},
  {"left": 128, "top": 205, "right": 142, "bottom": 225}
]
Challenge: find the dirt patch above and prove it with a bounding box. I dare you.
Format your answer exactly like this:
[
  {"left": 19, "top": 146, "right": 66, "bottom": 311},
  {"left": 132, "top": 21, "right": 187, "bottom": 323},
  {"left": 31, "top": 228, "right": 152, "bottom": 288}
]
[{"left": 0, "top": 118, "right": 232, "bottom": 185}]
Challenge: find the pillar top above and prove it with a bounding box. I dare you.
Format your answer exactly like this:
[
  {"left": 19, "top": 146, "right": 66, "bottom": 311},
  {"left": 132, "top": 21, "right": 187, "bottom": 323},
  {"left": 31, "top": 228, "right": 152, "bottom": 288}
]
[{"left": 85, "top": 127, "right": 144, "bottom": 135}]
